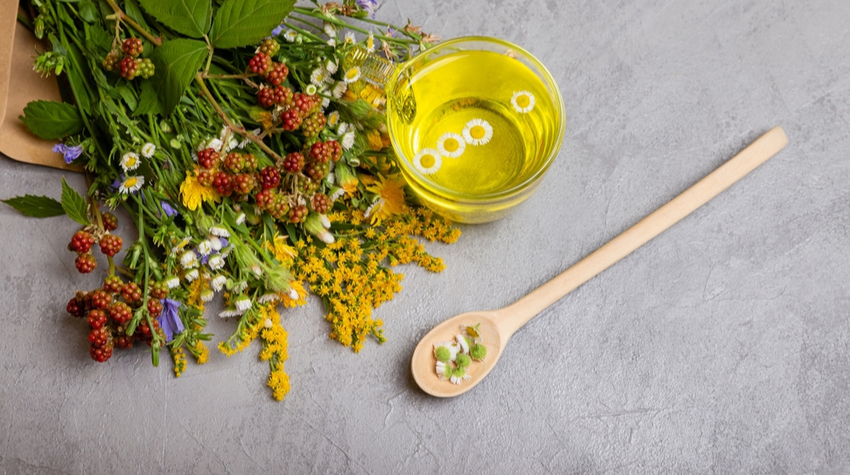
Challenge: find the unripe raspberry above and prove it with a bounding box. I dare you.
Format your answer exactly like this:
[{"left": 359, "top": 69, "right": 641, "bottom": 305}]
[
  {"left": 259, "top": 38, "right": 280, "bottom": 56},
  {"left": 121, "top": 282, "right": 142, "bottom": 304},
  {"left": 90, "top": 289, "right": 112, "bottom": 310},
  {"left": 109, "top": 301, "right": 133, "bottom": 325},
  {"left": 243, "top": 153, "right": 258, "bottom": 172},
  {"left": 302, "top": 112, "right": 327, "bottom": 138},
  {"left": 224, "top": 152, "right": 245, "bottom": 173},
  {"left": 149, "top": 280, "right": 168, "bottom": 300},
  {"left": 147, "top": 299, "right": 163, "bottom": 318},
  {"left": 103, "top": 275, "right": 123, "bottom": 293},
  {"left": 310, "top": 141, "right": 332, "bottom": 163},
  {"left": 311, "top": 193, "right": 331, "bottom": 214},
  {"left": 99, "top": 234, "right": 123, "bottom": 257},
  {"left": 233, "top": 174, "right": 255, "bottom": 195},
  {"left": 102, "top": 50, "right": 121, "bottom": 71},
  {"left": 288, "top": 205, "right": 308, "bottom": 223},
  {"left": 119, "top": 57, "right": 138, "bottom": 80},
  {"left": 264, "top": 62, "right": 289, "bottom": 85},
  {"left": 122, "top": 37, "right": 143, "bottom": 58},
  {"left": 213, "top": 172, "right": 234, "bottom": 196},
  {"left": 255, "top": 189, "right": 275, "bottom": 210},
  {"left": 259, "top": 166, "right": 280, "bottom": 190},
  {"left": 75, "top": 253, "right": 97, "bottom": 274},
  {"left": 90, "top": 342, "right": 113, "bottom": 362},
  {"left": 115, "top": 335, "right": 134, "bottom": 349},
  {"left": 197, "top": 148, "right": 219, "bottom": 169},
  {"left": 296, "top": 176, "right": 319, "bottom": 196},
  {"left": 258, "top": 87, "right": 276, "bottom": 108},
  {"left": 249, "top": 52, "right": 272, "bottom": 75},
  {"left": 87, "top": 309, "right": 108, "bottom": 329},
  {"left": 282, "top": 152, "right": 304, "bottom": 173},
  {"left": 88, "top": 327, "right": 110, "bottom": 347},
  {"left": 281, "top": 109, "right": 302, "bottom": 131},
  {"left": 304, "top": 161, "right": 329, "bottom": 181},
  {"left": 292, "top": 93, "right": 319, "bottom": 115},
  {"left": 102, "top": 212, "right": 118, "bottom": 231},
  {"left": 269, "top": 194, "right": 290, "bottom": 220},
  {"left": 197, "top": 170, "right": 214, "bottom": 187},
  {"left": 137, "top": 58, "right": 155, "bottom": 79},
  {"left": 70, "top": 230, "right": 95, "bottom": 253},
  {"left": 272, "top": 85, "right": 293, "bottom": 106},
  {"left": 66, "top": 297, "right": 86, "bottom": 318}
]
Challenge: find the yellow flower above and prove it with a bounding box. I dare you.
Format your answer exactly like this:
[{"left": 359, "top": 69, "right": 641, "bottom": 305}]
[
  {"left": 171, "top": 346, "right": 186, "bottom": 378},
  {"left": 187, "top": 278, "right": 207, "bottom": 310},
  {"left": 266, "top": 233, "right": 297, "bottom": 263},
  {"left": 365, "top": 174, "right": 407, "bottom": 225},
  {"left": 280, "top": 280, "right": 307, "bottom": 308},
  {"left": 366, "top": 129, "right": 384, "bottom": 152},
  {"left": 180, "top": 171, "right": 220, "bottom": 211}
]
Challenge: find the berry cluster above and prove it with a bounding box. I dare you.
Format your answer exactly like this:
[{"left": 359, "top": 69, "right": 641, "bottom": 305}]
[
  {"left": 68, "top": 224, "right": 124, "bottom": 274},
  {"left": 102, "top": 38, "right": 155, "bottom": 80},
  {"left": 66, "top": 275, "right": 169, "bottom": 362}
]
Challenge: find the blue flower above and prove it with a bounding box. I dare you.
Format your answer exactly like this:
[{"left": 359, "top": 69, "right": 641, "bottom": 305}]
[
  {"left": 53, "top": 143, "right": 83, "bottom": 164},
  {"left": 157, "top": 298, "right": 185, "bottom": 342},
  {"left": 271, "top": 24, "right": 284, "bottom": 37},
  {"left": 356, "top": 0, "right": 378, "bottom": 18},
  {"left": 160, "top": 201, "right": 178, "bottom": 218}
]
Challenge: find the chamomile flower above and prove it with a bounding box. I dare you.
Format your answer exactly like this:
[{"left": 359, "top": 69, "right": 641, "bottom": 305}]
[
  {"left": 436, "top": 132, "right": 466, "bottom": 158},
  {"left": 120, "top": 152, "right": 140, "bottom": 172},
  {"left": 209, "top": 236, "right": 223, "bottom": 252},
  {"left": 341, "top": 131, "right": 356, "bottom": 150},
  {"left": 211, "top": 275, "right": 227, "bottom": 292},
  {"left": 284, "top": 30, "right": 297, "bottom": 42},
  {"left": 343, "top": 66, "right": 361, "bottom": 84},
  {"left": 305, "top": 84, "right": 318, "bottom": 95},
  {"left": 197, "top": 240, "right": 212, "bottom": 256},
  {"left": 310, "top": 68, "right": 328, "bottom": 87},
  {"left": 219, "top": 308, "right": 241, "bottom": 318},
  {"left": 366, "top": 32, "right": 376, "bottom": 53},
  {"left": 460, "top": 324, "right": 484, "bottom": 345},
  {"left": 323, "top": 22, "right": 337, "bottom": 38},
  {"left": 326, "top": 60, "right": 338, "bottom": 74},
  {"left": 234, "top": 296, "right": 252, "bottom": 313},
  {"left": 412, "top": 148, "right": 442, "bottom": 175},
  {"left": 164, "top": 276, "right": 180, "bottom": 289},
  {"left": 330, "top": 187, "right": 345, "bottom": 201},
  {"left": 344, "top": 31, "right": 356, "bottom": 44},
  {"left": 208, "top": 255, "right": 225, "bottom": 270},
  {"left": 209, "top": 226, "right": 229, "bottom": 238},
  {"left": 119, "top": 175, "right": 145, "bottom": 194},
  {"left": 235, "top": 213, "right": 246, "bottom": 225},
  {"left": 462, "top": 118, "right": 493, "bottom": 146},
  {"left": 180, "top": 250, "right": 198, "bottom": 268},
  {"left": 200, "top": 289, "right": 215, "bottom": 302},
  {"left": 327, "top": 38, "right": 337, "bottom": 47},
  {"left": 450, "top": 367, "right": 471, "bottom": 385},
  {"left": 337, "top": 122, "right": 348, "bottom": 135},
  {"left": 327, "top": 111, "right": 340, "bottom": 128},
  {"left": 511, "top": 90, "right": 536, "bottom": 113},
  {"left": 258, "top": 293, "right": 279, "bottom": 304},
  {"left": 436, "top": 361, "right": 452, "bottom": 381},
  {"left": 434, "top": 341, "right": 460, "bottom": 362},
  {"left": 207, "top": 138, "right": 223, "bottom": 152},
  {"left": 455, "top": 333, "right": 471, "bottom": 354},
  {"left": 332, "top": 81, "right": 347, "bottom": 99},
  {"left": 141, "top": 142, "right": 156, "bottom": 158},
  {"left": 185, "top": 269, "right": 200, "bottom": 282},
  {"left": 287, "top": 288, "right": 299, "bottom": 300}
]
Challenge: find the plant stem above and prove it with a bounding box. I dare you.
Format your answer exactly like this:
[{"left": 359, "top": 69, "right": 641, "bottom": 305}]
[{"left": 105, "top": 0, "right": 162, "bottom": 46}]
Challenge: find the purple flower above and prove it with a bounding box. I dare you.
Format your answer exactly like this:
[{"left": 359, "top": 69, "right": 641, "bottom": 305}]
[
  {"left": 218, "top": 238, "right": 229, "bottom": 249},
  {"left": 356, "top": 0, "right": 378, "bottom": 18},
  {"left": 160, "top": 201, "right": 178, "bottom": 218},
  {"left": 157, "top": 298, "right": 185, "bottom": 342},
  {"left": 53, "top": 143, "right": 83, "bottom": 164},
  {"left": 271, "top": 24, "right": 284, "bottom": 37}
]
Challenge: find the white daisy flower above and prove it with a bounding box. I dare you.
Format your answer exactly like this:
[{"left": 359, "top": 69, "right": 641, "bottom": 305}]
[
  {"left": 366, "top": 32, "right": 375, "bottom": 53},
  {"left": 412, "top": 148, "right": 442, "bottom": 175},
  {"left": 284, "top": 30, "right": 297, "bottom": 42},
  {"left": 118, "top": 175, "right": 145, "bottom": 194},
  {"left": 209, "top": 226, "right": 229, "bottom": 238},
  {"left": 343, "top": 67, "right": 361, "bottom": 84},
  {"left": 197, "top": 240, "right": 212, "bottom": 256},
  {"left": 337, "top": 122, "right": 348, "bottom": 135},
  {"left": 180, "top": 250, "right": 198, "bottom": 268},
  {"left": 460, "top": 324, "right": 484, "bottom": 345},
  {"left": 511, "top": 90, "right": 536, "bottom": 114},
  {"left": 456, "top": 334, "right": 470, "bottom": 354},
  {"left": 120, "top": 152, "right": 140, "bottom": 172},
  {"left": 209, "top": 236, "right": 222, "bottom": 252},
  {"left": 184, "top": 269, "right": 200, "bottom": 282},
  {"left": 332, "top": 81, "right": 347, "bottom": 99},
  {"left": 235, "top": 213, "right": 246, "bottom": 225},
  {"left": 327, "top": 111, "right": 340, "bottom": 128},
  {"left": 327, "top": 38, "right": 337, "bottom": 47},
  {"left": 208, "top": 255, "right": 225, "bottom": 270},
  {"left": 341, "top": 131, "right": 356, "bottom": 150},
  {"left": 323, "top": 22, "right": 336, "bottom": 37},
  {"left": 462, "top": 118, "right": 494, "bottom": 146},
  {"left": 436, "top": 361, "right": 451, "bottom": 381},
  {"left": 219, "top": 308, "right": 241, "bottom": 318},
  {"left": 434, "top": 341, "right": 460, "bottom": 361},
  {"left": 329, "top": 187, "right": 344, "bottom": 201},
  {"left": 251, "top": 264, "right": 262, "bottom": 277},
  {"left": 344, "top": 31, "right": 356, "bottom": 44},
  {"left": 211, "top": 275, "right": 227, "bottom": 292},
  {"left": 322, "top": 96, "right": 330, "bottom": 108},
  {"left": 164, "top": 276, "right": 180, "bottom": 289},
  {"left": 258, "top": 293, "right": 280, "bottom": 304},
  {"left": 305, "top": 84, "right": 318, "bottom": 95},
  {"left": 325, "top": 60, "right": 338, "bottom": 74},
  {"left": 310, "top": 68, "right": 328, "bottom": 87},
  {"left": 141, "top": 142, "right": 156, "bottom": 158},
  {"left": 234, "top": 296, "right": 252, "bottom": 313},
  {"left": 207, "top": 138, "right": 223, "bottom": 152},
  {"left": 200, "top": 290, "right": 215, "bottom": 302},
  {"left": 436, "top": 132, "right": 466, "bottom": 158},
  {"left": 450, "top": 369, "right": 472, "bottom": 385}
]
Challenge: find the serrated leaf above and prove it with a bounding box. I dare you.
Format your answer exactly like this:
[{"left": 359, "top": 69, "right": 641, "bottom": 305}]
[
  {"left": 134, "top": 81, "right": 161, "bottom": 115},
  {"left": 139, "top": 0, "right": 211, "bottom": 38},
  {"left": 78, "top": 1, "right": 97, "bottom": 22},
  {"left": 1, "top": 195, "right": 65, "bottom": 218},
  {"left": 209, "top": 0, "right": 295, "bottom": 49},
  {"left": 149, "top": 39, "right": 209, "bottom": 114},
  {"left": 19, "top": 100, "right": 84, "bottom": 139},
  {"left": 61, "top": 177, "right": 90, "bottom": 226}
]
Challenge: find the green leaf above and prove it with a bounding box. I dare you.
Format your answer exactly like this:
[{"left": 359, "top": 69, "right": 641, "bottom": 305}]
[
  {"left": 1, "top": 195, "right": 65, "bottom": 218},
  {"left": 63, "top": 40, "right": 93, "bottom": 114},
  {"left": 149, "top": 39, "right": 208, "bottom": 114},
  {"left": 78, "top": 1, "right": 98, "bottom": 22},
  {"left": 134, "top": 81, "right": 161, "bottom": 115},
  {"left": 138, "top": 0, "right": 212, "bottom": 38},
  {"left": 124, "top": 0, "right": 152, "bottom": 33},
  {"left": 209, "top": 0, "right": 295, "bottom": 48},
  {"left": 117, "top": 85, "right": 138, "bottom": 111},
  {"left": 19, "top": 100, "right": 84, "bottom": 139},
  {"left": 60, "top": 177, "right": 90, "bottom": 226}
]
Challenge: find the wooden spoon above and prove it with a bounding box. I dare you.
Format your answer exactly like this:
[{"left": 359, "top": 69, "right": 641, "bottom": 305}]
[{"left": 411, "top": 126, "right": 789, "bottom": 397}]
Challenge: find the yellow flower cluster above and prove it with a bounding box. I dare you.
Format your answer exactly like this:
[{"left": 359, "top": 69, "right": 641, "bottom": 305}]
[
  {"left": 259, "top": 304, "right": 290, "bottom": 401},
  {"left": 171, "top": 346, "right": 187, "bottom": 378},
  {"left": 218, "top": 307, "right": 264, "bottom": 357},
  {"left": 186, "top": 278, "right": 208, "bottom": 311},
  {"left": 189, "top": 340, "right": 209, "bottom": 364}
]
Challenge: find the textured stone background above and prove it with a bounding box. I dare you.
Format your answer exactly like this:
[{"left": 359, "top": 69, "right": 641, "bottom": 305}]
[{"left": 2, "top": 0, "right": 849, "bottom": 473}]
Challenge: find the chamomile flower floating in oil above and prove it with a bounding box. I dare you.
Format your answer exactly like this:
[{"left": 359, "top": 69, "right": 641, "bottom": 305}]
[
  {"left": 436, "top": 132, "right": 466, "bottom": 158},
  {"left": 413, "top": 148, "right": 442, "bottom": 175},
  {"left": 462, "top": 119, "right": 493, "bottom": 146},
  {"left": 511, "top": 90, "right": 536, "bottom": 113},
  {"left": 119, "top": 175, "right": 144, "bottom": 194}
]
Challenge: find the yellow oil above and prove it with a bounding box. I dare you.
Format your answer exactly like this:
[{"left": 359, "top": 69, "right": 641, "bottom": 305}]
[{"left": 390, "top": 50, "right": 558, "bottom": 197}]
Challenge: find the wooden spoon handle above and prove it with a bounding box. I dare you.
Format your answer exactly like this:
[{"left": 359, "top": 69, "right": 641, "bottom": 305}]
[{"left": 496, "top": 126, "right": 789, "bottom": 337}]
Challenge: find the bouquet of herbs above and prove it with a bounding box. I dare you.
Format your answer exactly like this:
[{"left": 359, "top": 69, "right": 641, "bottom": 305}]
[{"left": 5, "top": 0, "right": 458, "bottom": 401}]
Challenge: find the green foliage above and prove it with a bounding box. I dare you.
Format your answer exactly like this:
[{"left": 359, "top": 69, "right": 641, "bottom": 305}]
[
  {"left": 19, "top": 100, "right": 84, "bottom": 139},
  {"left": 138, "top": 0, "right": 212, "bottom": 38},
  {"left": 60, "top": 177, "right": 90, "bottom": 226},
  {"left": 209, "top": 0, "right": 295, "bottom": 48},
  {"left": 149, "top": 39, "right": 209, "bottom": 113},
  {"left": 1, "top": 195, "right": 65, "bottom": 218}
]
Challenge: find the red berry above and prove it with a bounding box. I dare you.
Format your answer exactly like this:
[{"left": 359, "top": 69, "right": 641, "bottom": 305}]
[
  {"left": 304, "top": 161, "right": 329, "bottom": 181},
  {"left": 121, "top": 282, "right": 142, "bottom": 304},
  {"left": 122, "top": 37, "right": 143, "bottom": 58},
  {"left": 70, "top": 230, "right": 95, "bottom": 253},
  {"left": 103, "top": 275, "right": 123, "bottom": 293},
  {"left": 311, "top": 193, "right": 331, "bottom": 214},
  {"left": 88, "top": 327, "right": 110, "bottom": 347},
  {"left": 288, "top": 205, "right": 308, "bottom": 223},
  {"left": 282, "top": 152, "right": 304, "bottom": 173},
  {"left": 90, "top": 290, "right": 113, "bottom": 310},
  {"left": 233, "top": 174, "right": 255, "bottom": 195},
  {"left": 66, "top": 297, "right": 86, "bottom": 318},
  {"left": 75, "top": 253, "right": 97, "bottom": 274},
  {"left": 258, "top": 87, "right": 276, "bottom": 108},
  {"left": 99, "top": 234, "right": 123, "bottom": 257},
  {"left": 213, "top": 172, "right": 234, "bottom": 196},
  {"left": 264, "top": 62, "right": 289, "bottom": 85},
  {"left": 197, "top": 170, "right": 214, "bottom": 187},
  {"left": 87, "top": 309, "right": 108, "bottom": 329},
  {"left": 147, "top": 299, "right": 163, "bottom": 318},
  {"left": 259, "top": 166, "right": 280, "bottom": 190},
  {"left": 281, "top": 109, "right": 302, "bottom": 131},
  {"left": 108, "top": 301, "right": 133, "bottom": 325},
  {"left": 102, "top": 213, "right": 118, "bottom": 231},
  {"left": 272, "top": 86, "right": 293, "bottom": 106},
  {"left": 310, "top": 141, "right": 331, "bottom": 163},
  {"left": 224, "top": 152, "right": 245, "bottom": 173},
  {"left": 328, "top": 140, "right": 342, "bottom": 161},
  {"left": 249, "top": 52, "right": 272, "bottom": 75},
  {"left": 115, "top": 335, "right": 134, "bottom": 349},
  {"left": 149, "top": 280, "right": 168, "bottom": 300},
  {"left": 198, "top": 148, "right": 219, "bottom": 169},
  {"left": 90, "top": 342, "right": 113, "bottom": 362},
  {"left": 119, "top": 57, "right": 138, "bottom": 80},
  {"left": 255, "top": 189, "right": 276, "bottom": 210}
]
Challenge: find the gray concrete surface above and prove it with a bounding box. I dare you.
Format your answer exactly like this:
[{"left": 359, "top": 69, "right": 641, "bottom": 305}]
[{"left": 2, "top": 0, "right": 850, "bottom": 473}]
